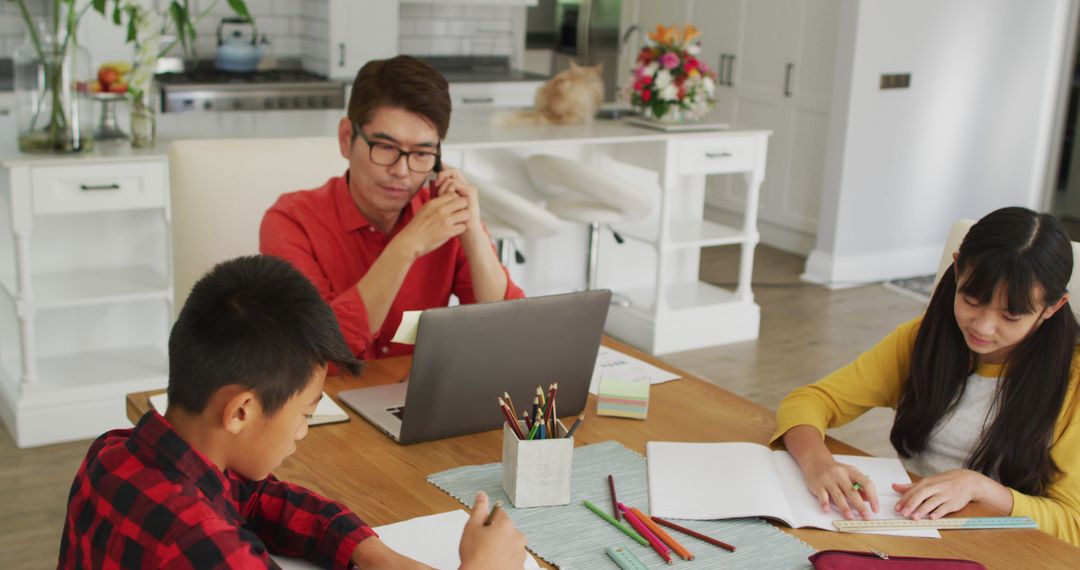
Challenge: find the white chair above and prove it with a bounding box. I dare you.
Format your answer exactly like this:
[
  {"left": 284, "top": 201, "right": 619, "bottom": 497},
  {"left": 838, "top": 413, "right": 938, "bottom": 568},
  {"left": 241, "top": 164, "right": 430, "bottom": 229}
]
[
  {"left": 169, "top": 137, "right": 345, "bottom": 310},
  {"left": 469, "top": 172, "right": 562, "bottom": 266},
  {"left": 934, "top": 219, "right": 1080, "bottom": 318},
  {"left": 524, "top": 154, "right": 652, "bottom": 290}
]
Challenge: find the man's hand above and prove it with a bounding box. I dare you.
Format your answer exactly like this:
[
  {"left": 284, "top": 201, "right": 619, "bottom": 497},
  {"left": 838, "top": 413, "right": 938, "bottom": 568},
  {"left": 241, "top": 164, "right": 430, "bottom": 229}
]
[
  {"left": 431, "top": 168, "right": 484, "bottom": 240},
  {"left": 893, "top": 469, "right": 1013, "bottom": 520},
  {"left": 392, "top": 191, "right": 471, "bottom": 260},
  {"left": 459, "top": 491, "right": 527, "bottom": 570}
]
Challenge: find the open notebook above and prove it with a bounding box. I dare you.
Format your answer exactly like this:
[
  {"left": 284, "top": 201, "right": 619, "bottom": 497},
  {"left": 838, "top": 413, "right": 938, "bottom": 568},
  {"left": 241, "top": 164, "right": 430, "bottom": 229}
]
[
  {"left": 148, "top": 392, "right": 349, "bottom": 426},
  {"left": 647, "top": 442, "right": 940, "bottom": 538},
  {"left": 272, "top": 510, "right": 541, "bottom": 569}
]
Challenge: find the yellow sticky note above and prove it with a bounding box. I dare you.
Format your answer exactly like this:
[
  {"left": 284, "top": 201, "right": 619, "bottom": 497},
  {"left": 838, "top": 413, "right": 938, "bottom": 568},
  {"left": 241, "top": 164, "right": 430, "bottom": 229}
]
[{"left": 392, "top": 310, "right": 422, "bottom": 345}]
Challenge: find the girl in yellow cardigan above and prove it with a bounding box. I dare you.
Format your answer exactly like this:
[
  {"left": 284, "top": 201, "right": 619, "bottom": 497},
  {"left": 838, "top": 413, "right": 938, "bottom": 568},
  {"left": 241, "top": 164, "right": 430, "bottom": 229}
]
[{"left": 774, "top": 206, "right": 1080, "bottom": 546}]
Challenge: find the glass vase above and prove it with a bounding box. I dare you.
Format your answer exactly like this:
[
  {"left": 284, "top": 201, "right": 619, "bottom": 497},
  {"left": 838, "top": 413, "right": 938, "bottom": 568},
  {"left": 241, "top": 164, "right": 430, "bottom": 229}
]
[
  {"left": 12, "top": 36, "right": 94, "bottom": 153},
  {"left": 129, "top": 80, "right": 157, "bottom": 149}
]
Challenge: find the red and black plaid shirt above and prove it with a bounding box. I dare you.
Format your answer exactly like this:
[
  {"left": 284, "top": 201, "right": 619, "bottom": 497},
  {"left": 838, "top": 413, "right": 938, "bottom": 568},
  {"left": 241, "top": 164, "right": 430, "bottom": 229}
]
[{"left": 59, "top": 411, "right": 376, "bottom": 569}]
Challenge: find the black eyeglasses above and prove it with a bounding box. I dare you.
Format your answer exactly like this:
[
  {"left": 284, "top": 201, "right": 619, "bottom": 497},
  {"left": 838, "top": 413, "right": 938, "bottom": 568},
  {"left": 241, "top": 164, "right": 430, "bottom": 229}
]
[{"left": 354, "top": 127, "right": 441, "bottom": 173}]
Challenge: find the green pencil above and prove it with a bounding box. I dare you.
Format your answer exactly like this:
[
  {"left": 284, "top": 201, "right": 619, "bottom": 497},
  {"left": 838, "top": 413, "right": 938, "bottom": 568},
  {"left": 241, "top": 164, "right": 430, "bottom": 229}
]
[{"left": 583, "top": 500, "right": 649, "bottom": 546}]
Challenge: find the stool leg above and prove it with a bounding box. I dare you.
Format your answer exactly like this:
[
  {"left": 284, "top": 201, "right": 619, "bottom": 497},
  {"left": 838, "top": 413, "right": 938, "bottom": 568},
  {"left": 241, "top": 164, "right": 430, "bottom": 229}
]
[
  {"left": 586, "top": 222, "right": 601, "bottom": 290},
  {"left": 497, "top": 238, "right": 514, "bottom": 267}
]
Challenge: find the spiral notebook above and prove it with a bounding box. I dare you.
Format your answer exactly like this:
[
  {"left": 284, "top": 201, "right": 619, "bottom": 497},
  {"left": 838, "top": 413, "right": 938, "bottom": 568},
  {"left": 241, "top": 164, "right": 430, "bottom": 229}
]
[{"left": 148, "top": 391, "right": 349, "bottom": 426}]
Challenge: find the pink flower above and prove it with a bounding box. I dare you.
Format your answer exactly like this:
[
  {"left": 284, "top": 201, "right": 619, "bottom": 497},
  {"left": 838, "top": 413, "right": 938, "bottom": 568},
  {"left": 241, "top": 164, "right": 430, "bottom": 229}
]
[{"left": 660, "top": 52, "right": 680, "bottom": 69}]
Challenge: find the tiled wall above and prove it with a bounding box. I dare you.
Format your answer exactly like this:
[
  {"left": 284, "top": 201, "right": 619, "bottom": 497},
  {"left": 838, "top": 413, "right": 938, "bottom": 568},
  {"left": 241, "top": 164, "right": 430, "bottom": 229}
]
[
  {"left": 184, "top": 0, "right": 307, "bottom": 61},
  {"left": 0, "top": 0, "right": 47, "bottom": 58},
  {"left": 399, "top": 3, "right": 525, "bottom": 64},
  {"left": 299, "top": 0, "right": 329, "bottom": 76}
]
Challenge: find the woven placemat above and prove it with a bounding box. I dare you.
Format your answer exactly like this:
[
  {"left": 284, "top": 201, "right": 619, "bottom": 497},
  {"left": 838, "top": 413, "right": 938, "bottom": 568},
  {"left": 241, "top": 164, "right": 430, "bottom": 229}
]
[{"left": 428, "top": 440, "right": 815, "bottom": 569}]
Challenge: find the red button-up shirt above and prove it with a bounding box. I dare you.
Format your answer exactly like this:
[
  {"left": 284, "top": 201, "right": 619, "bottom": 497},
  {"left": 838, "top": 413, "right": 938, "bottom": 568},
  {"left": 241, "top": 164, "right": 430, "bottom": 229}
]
[
  {"left": 260, "top": 172, "right": 525, "bottom": 360},
  {"left": 59, "top": 411, "right": 376, "bottom": 569}
]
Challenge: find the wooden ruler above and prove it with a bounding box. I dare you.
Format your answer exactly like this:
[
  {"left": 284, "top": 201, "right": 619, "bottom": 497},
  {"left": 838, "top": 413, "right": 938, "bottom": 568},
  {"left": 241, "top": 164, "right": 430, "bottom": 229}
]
[{"left": 833, "top": 516, "right": 1037, "bottom": 532}]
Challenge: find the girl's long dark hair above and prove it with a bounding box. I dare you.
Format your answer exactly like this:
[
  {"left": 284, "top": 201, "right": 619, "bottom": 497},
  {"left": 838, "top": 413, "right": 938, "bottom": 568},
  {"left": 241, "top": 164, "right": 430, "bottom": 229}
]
[{"left": 890, "top": 207, "right": 1078, "bottom": 495}]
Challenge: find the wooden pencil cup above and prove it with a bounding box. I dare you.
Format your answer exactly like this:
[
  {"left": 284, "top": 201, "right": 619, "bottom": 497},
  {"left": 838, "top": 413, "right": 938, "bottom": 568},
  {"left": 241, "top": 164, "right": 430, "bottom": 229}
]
[{"left": 501, "top": 420, "right": 572, "bottom": 508}]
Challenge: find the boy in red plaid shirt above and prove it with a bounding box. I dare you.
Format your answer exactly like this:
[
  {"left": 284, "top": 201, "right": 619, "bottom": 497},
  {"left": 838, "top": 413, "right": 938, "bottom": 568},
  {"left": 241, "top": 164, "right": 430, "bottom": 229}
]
[{"left": 58, "top": 256, "right": 526, "bottom": 569}]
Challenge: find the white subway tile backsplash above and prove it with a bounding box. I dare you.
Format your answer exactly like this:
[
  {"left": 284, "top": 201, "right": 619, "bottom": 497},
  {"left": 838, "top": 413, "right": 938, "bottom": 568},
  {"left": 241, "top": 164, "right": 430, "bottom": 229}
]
[
  {"left": 399, "top": 2, "right": 522, "bottom": 58},
  {"left": 399, "top": 4, "right": 432, "bottom": 19},
  {"left": 399, "top": 38, "right": 431, "bottom": 55}
]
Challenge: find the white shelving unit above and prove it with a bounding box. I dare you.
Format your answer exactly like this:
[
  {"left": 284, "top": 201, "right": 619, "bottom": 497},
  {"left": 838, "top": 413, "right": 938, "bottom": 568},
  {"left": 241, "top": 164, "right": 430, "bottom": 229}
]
[
  {"left": 606, "top": 131, "right": 770, "bottom": 355},
  {"left": 0, "top": 150, "right": 172, "bottom": 448}
]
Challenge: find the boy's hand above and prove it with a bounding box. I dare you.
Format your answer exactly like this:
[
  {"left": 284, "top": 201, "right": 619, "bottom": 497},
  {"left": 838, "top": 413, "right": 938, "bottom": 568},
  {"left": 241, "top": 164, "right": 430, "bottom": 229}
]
[
  {"left": 351, "top": 537, "right": 433, "bottom": 569},
  {"left": 459, "top": 491, "right": 527, "bottom": 570}
]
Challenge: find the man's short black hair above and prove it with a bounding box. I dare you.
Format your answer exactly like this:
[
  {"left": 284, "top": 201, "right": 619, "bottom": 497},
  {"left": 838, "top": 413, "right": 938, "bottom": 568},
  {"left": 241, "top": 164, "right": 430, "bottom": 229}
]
[{"left": 167, "top": 255, "right": 361, "bottom": 416}]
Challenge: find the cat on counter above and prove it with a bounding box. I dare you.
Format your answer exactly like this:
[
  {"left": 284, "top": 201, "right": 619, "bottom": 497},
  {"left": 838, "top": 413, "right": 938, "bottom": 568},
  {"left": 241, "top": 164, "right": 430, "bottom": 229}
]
[{"left": 494, "top": 62, "right": 604, "bottom": 126}]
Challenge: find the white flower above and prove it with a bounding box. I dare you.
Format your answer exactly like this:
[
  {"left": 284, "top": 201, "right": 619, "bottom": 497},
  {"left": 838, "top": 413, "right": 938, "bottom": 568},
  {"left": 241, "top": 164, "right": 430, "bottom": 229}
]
[
  {"left": 688, "top": 44, "right": 701, "bottom": 55},
  {"left": 660, "top": 83, "right": 678, "bottom": 101},
  {"left": 703, "top": 76, "right": 716, "bottom": 97},
  {"left": 644, "top": 62, "right": 659, "bottom": 77},
  {"left": 654, "top": 69, "right": 673, "bottom": 89}
]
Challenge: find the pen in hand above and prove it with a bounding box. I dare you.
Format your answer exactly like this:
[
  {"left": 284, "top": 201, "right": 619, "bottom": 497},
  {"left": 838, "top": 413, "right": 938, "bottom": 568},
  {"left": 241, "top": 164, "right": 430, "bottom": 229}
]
[{"left": 483, "top": 499, "right": 503, "bottom": 526}]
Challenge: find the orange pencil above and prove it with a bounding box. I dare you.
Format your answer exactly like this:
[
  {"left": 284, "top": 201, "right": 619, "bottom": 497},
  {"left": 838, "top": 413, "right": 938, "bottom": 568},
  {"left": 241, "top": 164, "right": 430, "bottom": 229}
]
[
  {"left": 619, "top": 503, "right": 672, "bottom": 564},
  {"left": 629, "top": 506, "right": 693, "bottom": 560}
]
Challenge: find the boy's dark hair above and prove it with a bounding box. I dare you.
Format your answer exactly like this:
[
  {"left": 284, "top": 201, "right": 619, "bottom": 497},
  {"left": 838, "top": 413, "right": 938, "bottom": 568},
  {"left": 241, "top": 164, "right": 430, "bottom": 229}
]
[
  {"left": 347, "top": 55, "right": 452, "bottom": 139},
  {"left": 167, "top": 255, "right": 361, "bottom": 416}
]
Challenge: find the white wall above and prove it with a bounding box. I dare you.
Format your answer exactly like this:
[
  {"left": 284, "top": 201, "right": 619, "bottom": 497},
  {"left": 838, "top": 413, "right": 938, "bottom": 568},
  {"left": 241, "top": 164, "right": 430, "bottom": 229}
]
[{"left": 805, "top": 0, "right": 1071, "bottom": 286}]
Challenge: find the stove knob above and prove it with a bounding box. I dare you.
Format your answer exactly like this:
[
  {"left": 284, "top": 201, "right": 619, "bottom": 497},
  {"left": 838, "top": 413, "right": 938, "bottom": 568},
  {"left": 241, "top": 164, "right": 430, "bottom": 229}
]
[
  {"left": 308, "top": 96, "right": 317, "bottom": 107},
  {"left": 231, "top": 100, "right": 243, "bottom": 110},
  {"left": 293, "top": 97, "right": 302, "bottom": 107},
  {"left": 264, "top": 98, "right": 274, "bottom": 109},
  {"left": 279, "top": 97, "right": 289, "bottom": 108},
  {"left": 203, "top": 101, "right": 212, "bottom": 110}
]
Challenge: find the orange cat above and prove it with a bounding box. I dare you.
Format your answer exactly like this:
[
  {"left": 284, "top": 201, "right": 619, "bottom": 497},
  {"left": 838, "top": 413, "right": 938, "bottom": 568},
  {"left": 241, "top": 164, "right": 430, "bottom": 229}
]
[{"left": 494, "top": 62, "right": 604, "bottom": 126}]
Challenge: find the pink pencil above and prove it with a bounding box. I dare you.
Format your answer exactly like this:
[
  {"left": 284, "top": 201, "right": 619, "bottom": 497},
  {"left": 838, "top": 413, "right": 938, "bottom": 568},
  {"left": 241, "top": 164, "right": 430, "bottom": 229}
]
[{"left": 619, "top": 503, "right": 672, "bottom": 564}]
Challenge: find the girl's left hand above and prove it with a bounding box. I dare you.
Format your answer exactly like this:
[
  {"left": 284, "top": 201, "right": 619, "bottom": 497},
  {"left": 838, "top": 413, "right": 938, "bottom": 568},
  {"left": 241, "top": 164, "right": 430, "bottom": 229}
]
[{"left": 892, "top": 469, "right": 995, "bottom": 520}]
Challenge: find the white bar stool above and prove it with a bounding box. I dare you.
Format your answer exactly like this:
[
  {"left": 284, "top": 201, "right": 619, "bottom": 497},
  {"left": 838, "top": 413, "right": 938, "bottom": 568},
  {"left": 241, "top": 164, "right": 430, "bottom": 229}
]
[
  {"left": 469, "top": 173, "right": 563, "bottom": 266},
  {"left": 524, "top": 154, "right": 652, "bottom": 290}
]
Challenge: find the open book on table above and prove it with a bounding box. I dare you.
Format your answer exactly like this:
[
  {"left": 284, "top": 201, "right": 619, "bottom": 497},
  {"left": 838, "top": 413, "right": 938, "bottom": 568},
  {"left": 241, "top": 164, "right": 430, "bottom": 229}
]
[
  {"left": 149, "top": 392, "right": 349, "bottom": 426},
  {"left": 647, "top": 441, "right": 940, "bottom": 538}
]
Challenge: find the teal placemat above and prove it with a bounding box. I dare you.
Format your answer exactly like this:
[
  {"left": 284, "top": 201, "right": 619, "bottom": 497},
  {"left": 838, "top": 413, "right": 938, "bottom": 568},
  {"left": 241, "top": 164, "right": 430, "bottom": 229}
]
[{"left": 428, "top": 441, "right": 815, "bottom": 569}]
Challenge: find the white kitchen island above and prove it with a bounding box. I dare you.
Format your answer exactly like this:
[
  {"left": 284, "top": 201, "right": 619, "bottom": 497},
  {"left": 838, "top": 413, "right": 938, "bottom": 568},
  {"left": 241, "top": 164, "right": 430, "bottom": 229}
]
[{"left": 440, "top": 110, "right": 771, "bottom": 355}]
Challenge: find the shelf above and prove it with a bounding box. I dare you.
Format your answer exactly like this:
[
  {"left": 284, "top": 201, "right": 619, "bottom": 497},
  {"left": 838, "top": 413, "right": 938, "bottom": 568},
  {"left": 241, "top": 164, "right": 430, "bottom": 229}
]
[
  {"left": 615, "top": 281, "right": 741, "bottom": 316},
  {"left": 12, "top": 346, "right": 167, "bottom": 405},
  {"left": 0, "top": 266, "right": 170, "bottom": 309},
  {"left": 615, "top": 219, "right": 757, "bottom": 250}
]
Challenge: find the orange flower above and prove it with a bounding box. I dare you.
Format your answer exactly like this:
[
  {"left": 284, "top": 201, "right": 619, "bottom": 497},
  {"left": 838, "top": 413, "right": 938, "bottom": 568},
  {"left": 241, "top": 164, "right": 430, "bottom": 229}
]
[
  {"left": 648, "top": 24, "right": 677, "bottom": 46},
  {"left": 683, "top": 24, "right": 700, "bottom": 44}
]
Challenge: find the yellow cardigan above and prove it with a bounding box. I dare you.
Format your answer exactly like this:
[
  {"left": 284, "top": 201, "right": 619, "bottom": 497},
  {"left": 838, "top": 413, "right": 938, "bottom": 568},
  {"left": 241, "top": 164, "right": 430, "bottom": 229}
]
[{"left": 770, "top": 317, "right": 1080, "bottom": 547}]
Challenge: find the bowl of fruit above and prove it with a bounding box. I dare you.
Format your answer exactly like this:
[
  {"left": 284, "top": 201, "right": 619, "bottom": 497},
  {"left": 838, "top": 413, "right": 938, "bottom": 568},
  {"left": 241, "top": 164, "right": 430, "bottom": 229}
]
[{"left": 89, "top": 61, "right": 132, "bottom": 141}]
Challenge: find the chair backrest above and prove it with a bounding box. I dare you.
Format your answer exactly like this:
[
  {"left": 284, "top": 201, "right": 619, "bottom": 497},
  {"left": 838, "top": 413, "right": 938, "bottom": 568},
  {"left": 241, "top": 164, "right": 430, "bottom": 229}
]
[
  {"left": 934, "top": 219, "right": 1080, "bottom": 318},
  {"left": 169, "top": 137, "right": 345, "bottom": 310},
  {"left": 524, "top": 154, "right": 652, "bottom": 222}
]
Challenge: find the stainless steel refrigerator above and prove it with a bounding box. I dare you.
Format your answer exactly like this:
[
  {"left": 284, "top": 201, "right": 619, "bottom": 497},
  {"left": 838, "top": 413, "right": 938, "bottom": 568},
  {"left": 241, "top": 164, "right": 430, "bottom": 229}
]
[{"left": 551, "top": 0, "right": 622, "bottom": 102}]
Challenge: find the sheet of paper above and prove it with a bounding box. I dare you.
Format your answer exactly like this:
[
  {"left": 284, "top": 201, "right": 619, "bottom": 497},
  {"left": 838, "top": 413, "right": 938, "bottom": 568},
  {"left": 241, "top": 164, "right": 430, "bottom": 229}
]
[
  {"left": 149, "top": 392, "right": 347, "bottom": 426},
  {"left": 647, "top": 441, "right": 795, "bottom": 524},
  {"left": 772, "top": 451, "right": 940, "bottom": 538},
  {"left": 272, "top": 510, "right": 541, "bottom": 569},
  {"left": 391, "top": 310, "right": 422, "bottom": 345},
  {"left": 589, "top": 345, "right": 681, "bottom": 394}
]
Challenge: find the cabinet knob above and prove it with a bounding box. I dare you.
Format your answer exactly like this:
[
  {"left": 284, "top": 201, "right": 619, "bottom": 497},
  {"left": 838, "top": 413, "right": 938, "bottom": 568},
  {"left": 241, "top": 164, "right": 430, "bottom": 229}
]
[{"left": 79, "top": 183, "right": 121, "bottom": 191}]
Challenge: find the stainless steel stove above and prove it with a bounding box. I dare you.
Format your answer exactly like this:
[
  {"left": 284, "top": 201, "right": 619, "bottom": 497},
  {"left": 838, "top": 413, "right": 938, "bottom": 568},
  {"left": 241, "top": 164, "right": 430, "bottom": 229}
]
[{"left": 156, "top": 64, "right": 345, "bottom": 113}]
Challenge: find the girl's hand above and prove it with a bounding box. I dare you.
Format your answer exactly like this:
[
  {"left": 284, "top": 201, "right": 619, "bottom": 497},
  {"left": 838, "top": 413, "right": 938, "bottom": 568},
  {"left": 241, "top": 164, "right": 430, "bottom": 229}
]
[
  {"left": 892, "top": 469, "right": 1000, "bottom": 520},
  {"left": 802, "top": 457, "right": 880, "bottom": 520}
]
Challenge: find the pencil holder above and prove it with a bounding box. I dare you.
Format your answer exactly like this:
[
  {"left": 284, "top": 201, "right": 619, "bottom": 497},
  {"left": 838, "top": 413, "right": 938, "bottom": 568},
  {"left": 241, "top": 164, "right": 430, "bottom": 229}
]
[{"left": 501, "top": 420, "right": 572, "bottom": 508}]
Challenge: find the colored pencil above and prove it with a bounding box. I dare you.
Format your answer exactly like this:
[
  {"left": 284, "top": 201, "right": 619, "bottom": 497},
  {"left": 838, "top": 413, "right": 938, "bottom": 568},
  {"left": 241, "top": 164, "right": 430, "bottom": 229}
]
[
  {"left": 582, "top": 500, "right": 648, "bottom": 546},
  {"left": 497, "top": 398, "right": 525, "bottom": 439},
  {"left": 483, "top": 500, "right": 503, "bottom": 526},
  {"left": 630, "top": 506, "right": 693, "bottom": 561},
  {"left": 503, "top": 392, "right": 517, "bottom": 421},
  {"left": 527, "top": 406, "right": 544, "bottom": 439},
  {"left": 565, "top": 414, "right": 585, "bottom": 438},
  {"left": 619, "top": 503, "right": 672, "bottom": 564},
  {"left": 523, "top": 409, "right": 533, "bottom": 430},
  {"left": 608, "top": 474, "right": 620, "bottom": 521},
  {"left": 651, "top": 517, "right": 736, "bottom": 553}
]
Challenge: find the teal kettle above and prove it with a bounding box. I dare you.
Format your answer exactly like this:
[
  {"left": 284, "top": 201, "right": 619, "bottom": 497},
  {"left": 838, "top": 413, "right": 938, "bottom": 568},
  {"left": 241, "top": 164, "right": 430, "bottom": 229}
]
[{"left": 216, "top": 17, "right": 266, "bottom": 73}]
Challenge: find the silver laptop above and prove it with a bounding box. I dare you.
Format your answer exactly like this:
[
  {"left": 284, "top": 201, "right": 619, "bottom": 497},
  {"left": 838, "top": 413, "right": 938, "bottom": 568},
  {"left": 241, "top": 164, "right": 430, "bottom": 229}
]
[{"left": 337, "top": 290, "right": 611, "bottom": 444}]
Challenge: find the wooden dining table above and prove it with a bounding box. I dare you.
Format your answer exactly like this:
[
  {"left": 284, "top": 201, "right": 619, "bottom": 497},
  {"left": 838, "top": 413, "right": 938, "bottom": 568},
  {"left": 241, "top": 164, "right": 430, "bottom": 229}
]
[{"left": 127, "top": 338, "right": 1079, "bottom": 569}]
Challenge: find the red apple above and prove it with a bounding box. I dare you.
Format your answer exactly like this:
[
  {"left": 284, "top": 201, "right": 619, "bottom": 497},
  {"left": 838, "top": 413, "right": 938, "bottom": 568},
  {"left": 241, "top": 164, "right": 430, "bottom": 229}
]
[
  {"left": 108, "top": 81, "right": 128, "bottom": 94},
  {"left": 98, "top": 67, "right": 118, "bottom": 88}
]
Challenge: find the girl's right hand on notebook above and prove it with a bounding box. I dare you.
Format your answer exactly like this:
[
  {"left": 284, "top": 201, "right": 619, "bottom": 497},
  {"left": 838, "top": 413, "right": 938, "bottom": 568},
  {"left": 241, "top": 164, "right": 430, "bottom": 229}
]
[
  {"left": 783, "top": 425, "right": 879, "bottom": 521},
  {"left": 460, "top": 491, "right": 527, "bottom": 570}
]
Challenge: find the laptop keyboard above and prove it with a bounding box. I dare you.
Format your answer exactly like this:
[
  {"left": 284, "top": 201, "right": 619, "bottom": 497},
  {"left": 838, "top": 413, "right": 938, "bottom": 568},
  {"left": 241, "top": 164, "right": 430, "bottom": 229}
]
[{"left": 387, "top": 406, "right": 405, "bottom": 420}]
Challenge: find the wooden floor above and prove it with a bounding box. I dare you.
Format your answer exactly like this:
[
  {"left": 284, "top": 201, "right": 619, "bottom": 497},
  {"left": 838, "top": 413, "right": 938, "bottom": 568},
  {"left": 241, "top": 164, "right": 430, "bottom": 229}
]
[{"left": 0, "top": 245, "right": 924, "bottom": 568}]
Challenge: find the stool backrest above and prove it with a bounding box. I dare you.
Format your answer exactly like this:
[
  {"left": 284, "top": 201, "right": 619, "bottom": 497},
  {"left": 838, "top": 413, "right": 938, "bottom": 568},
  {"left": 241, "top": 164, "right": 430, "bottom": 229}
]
[{"left": 524, "top": 154, "right": 652, "bottom": 222}]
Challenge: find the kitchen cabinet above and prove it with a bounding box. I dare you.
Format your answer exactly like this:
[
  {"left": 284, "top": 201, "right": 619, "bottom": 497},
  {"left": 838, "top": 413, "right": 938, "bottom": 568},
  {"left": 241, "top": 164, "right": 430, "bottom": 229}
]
[
  {"left": 692, "top": 0, "right": 838, "bottom": 254},
  {"left": 326, "top": 0, "right": 400, "bottom": 81},
  {"left": 449, "top": 81, "right": 543, "bottom": 108},
  {"left": 0, "top": 150, "right": 172, "bottom": 448}
]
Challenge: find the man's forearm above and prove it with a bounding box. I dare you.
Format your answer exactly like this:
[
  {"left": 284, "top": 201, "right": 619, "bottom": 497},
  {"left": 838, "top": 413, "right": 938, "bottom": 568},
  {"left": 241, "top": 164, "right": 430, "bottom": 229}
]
[
  {"left": 460, "top": 228, "right": 508, "bottom": 302},
  {"left": 356, "top": 241, "right": 416, "bottom": 333}
]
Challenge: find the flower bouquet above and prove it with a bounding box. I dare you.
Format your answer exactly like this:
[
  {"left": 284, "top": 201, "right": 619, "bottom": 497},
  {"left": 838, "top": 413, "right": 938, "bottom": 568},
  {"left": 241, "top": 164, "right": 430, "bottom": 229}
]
[{"left": 625, "top": 24, "right": 718, "bottom": 123}]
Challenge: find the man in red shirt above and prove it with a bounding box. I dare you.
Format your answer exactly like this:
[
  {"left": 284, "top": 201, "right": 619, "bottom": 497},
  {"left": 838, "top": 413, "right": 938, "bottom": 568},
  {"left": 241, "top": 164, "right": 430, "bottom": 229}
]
[
  {"left": 261, "top": 56, "right": 524, "bottom": 361},
  {"left": 59, "top": 256, "right": 526, "bottom": 568}
]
